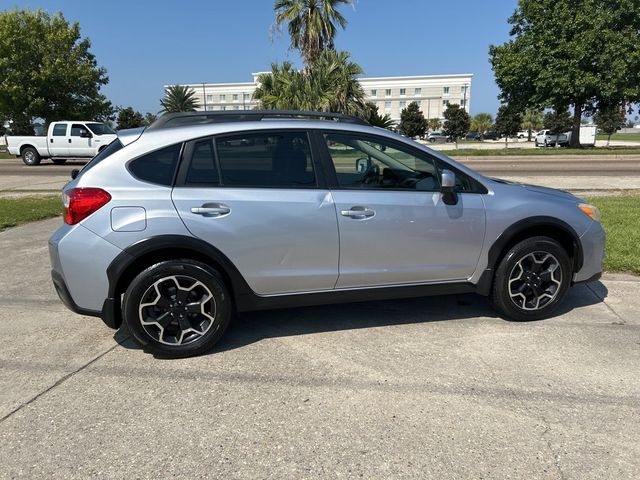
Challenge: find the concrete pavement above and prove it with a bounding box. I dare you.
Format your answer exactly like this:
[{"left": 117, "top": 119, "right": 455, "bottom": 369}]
[{"left": 0, "top": 218, "right": 639, "bottom": 479}]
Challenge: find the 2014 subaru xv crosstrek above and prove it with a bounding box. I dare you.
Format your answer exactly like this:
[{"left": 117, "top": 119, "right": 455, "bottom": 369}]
[{"left": 49, "top": 111, "right": 605, "bottom": 358}]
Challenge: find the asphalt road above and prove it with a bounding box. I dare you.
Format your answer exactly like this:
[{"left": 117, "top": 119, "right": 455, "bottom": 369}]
[
  {"left": 1, "top": 219, "right": 639, "bottom": 479},
  {"left": 2, "top": 154, "right": 640, "bottom": 177}
]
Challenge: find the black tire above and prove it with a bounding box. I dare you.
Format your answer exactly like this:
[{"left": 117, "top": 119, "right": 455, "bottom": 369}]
[
  {"left": 491, "top": 236, "right": 571, "bottom": 322},
  {"left": 429, "top": 138, "right": 436, "bottom": 143},
  {"left": 21, "top": 147, "right": 41, "bottom": 166},
  {"left": 51, "top": 158, "right": 67, "bottom": 165},
  {"left": 123, "top": 259, "right": 232, "bottom": 358}
]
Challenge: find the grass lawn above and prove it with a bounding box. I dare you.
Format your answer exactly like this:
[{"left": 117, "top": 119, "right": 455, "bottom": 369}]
[
  {"left": 0, "top": 195, "right": 62, "bottom": 231},
  {"left": 587, "top": 194, "right": 640, "bottom": 275},
  {"left": 0, "top": 151, "right": 12, "bottom": 159},
  {"left": 596, "top": 133, "right": 640, "bottom": 143},
  {"left": 445, "top": 147, "right": 640, "bottom": 157}
]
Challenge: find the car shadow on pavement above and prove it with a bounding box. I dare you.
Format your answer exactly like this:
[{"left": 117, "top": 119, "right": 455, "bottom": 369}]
[{"left": 114, "top": 282, "right": 607, "bottom": 357}]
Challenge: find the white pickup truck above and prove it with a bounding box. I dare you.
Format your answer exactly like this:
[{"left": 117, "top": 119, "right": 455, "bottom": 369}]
[{"left": 6, "top": 121, "right": 117, "bottom": 165}]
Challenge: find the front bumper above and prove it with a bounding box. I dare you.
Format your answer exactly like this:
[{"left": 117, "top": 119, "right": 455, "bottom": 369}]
[{"left": 574, "top": 221, "right": 606, "bottom": 284}]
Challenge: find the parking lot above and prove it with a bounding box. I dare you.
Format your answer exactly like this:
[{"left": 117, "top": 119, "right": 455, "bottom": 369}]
[{"left": 1, "top": 218, "right": 639, "bottom": 479}]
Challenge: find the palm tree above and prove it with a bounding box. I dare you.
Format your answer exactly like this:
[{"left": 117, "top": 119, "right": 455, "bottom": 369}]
[
  {"left": 521, "top": 108, "right": 544, "bottom": 141},
  {"left": 159, "top": 85, "right": 200, "bottom": 113},
  {"left": 365, "top": 102, "right": 395, "bottom": 129},
  {"left": 274, "top": 0, "right": 352, "bottom": 67},
  {"left": 254, "top": 50, "right": 366, "bottom": 116},
  {"left": 471, "top": 113, "right": 494, "bottom": 139}
]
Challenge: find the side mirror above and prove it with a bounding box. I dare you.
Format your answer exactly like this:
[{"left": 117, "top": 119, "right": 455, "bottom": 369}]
[
  {"left": 356, "top": 157, "right": 372, "bottom": 173},
  {"left": 70, "top": 169, "right": 79, "bottom": 180},
  {"left": 81, "top": 130, "right": 92, "bottom": 138},
  {"left": 440, "top": 169, "right": 458, "bottom": 205}
]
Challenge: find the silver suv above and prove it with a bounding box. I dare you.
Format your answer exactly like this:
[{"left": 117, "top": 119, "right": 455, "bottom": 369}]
[{"left": 49, "top": 111, "right": 605, "bottom": 358}]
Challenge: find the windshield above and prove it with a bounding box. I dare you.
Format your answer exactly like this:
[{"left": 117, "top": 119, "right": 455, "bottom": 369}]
[{"left": 86, "top": 123, "right": 116, "bottom": 135}]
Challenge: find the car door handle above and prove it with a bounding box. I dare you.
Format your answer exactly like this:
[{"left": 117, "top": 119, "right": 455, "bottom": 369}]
[
  {"left": 340, "top": 206, "right": 375, "bottom": 219},
  {"left": 191, "top": 204, "right": 230, "bottom": 217},
  {"left": 68, "top": 139, "right": 72, "bottom": 143}
]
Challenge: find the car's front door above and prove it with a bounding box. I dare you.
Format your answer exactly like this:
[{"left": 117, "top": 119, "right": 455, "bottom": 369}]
[
  {"left": 172, "top": 130, "right": 339, "bottom": 296},
  {"left": 48, "top": 123, "right": 69, "bottom": 156},
  {"left": 69, "top": 124, "right": 94, "bottom": 157},
  {"left": 320, "top": 131, "right": 486, "bottom": 288}
]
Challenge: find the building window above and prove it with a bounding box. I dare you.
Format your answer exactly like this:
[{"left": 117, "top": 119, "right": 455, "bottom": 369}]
[
  {"left": 243, "top": 93, "right": 251, "bottom": 101},
  {"left": 442, "top": 100, "right": 450, "bottom": 106},
  {"left": 221, "top": 106, "right": 227, "bottom": 111},
  {"left": 232, "top": 94, "right": 238, "bottom": 101},
  {"left": 400, "top": 88, "right": 406, "bottom": 96},
  {"left": 220, "top": 94, "right": 226, "bottom": 102},
  {"left": 384, "top": 101, "right": 392, "bottom": 109},
  {"left": 399, "top": 101, "right": 407, "bottom": 109},
  {"left": 443, "top": 86, "right": 450, "bottom": 95},
  {"left": 385, "top": 89, "right": 391, "bottom": 97},
  {"left": 371, "top": 89, "right": 377, "bottom": 97},
  {"left": 461, "top": 99, "right": 467, "bottom": 107},
  {"left": 416, "top": 100, "right": 421, "bottom": 107},
  {"left": 415, "top": 88, "right": 422, "bottom": 96},
  {"left": 233, "top": 105, "right": 240, "bottom": 110},
  {"left": 206, "top": 95, "right": 213, "bottom": 102}
]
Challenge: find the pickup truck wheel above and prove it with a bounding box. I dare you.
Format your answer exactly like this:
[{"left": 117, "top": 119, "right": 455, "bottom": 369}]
[
  {"left": 51, "top": 159, "right": 67, "bottom": 165},
  {"left": 22, "top": 147, "right": 41, "bottom": 166}
]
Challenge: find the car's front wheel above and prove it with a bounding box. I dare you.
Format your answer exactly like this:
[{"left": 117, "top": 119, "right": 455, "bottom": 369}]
[
  {"left": 123, "top": 259, "right": 232, "bottom": 357},
  {"left": 491, "top": 237, "right": 571, "bottom": 321}
]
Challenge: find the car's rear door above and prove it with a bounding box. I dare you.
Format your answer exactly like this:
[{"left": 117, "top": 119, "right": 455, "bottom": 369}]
[
  {"left": 48, "top": 122, "right": 69, "bottom": 156},
  {"left": 317, "top": 130, "right": 486, "bottom": 288},
  {"left": 171, "top": 129, "right": 339, "bottom": 295}
]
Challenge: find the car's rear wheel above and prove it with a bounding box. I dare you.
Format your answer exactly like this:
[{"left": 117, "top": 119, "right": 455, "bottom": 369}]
[
  {"left": 491, "top": 237, "right": 571, "bottom": 321},
  {"left": 52, "top": 158, "right": 67, "bottom": 165},
  {"left": 123, "top": 259, "right": 231, "bottom": 358},
  {"left": 21, "top": 147, "right": 41, "bottom": 166}
]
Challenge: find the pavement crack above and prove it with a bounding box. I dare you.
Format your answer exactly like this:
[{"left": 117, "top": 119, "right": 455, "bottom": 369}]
[
  {"left": 0, "top": 341, "right": 123, "bottom": 425},
  {"left": 586, "top": 283, "right": 626, "bottom": 325}
]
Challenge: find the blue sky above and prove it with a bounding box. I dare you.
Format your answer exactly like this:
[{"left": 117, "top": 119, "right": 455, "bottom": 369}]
[{"left": 1, "top": 0, "right": 519, "bottom": 115}]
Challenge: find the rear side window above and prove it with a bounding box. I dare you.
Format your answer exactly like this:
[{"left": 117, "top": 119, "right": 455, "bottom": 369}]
[
  {"left": 52, "top": 124, "right": 67, "bottom": 136},
  {"left": 186, "top": 140, "right": 219, "bottom": 185},
  {"left": 215, "top": 131, "right": 316, "bottom": 188},
  {"left": 129, "top": 144, "right": 182, "bottom": 186}
]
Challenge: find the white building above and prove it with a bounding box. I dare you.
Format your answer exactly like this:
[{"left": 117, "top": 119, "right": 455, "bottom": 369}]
[{"left": 178, "top": 72, "right": 472, "bottom": 123}]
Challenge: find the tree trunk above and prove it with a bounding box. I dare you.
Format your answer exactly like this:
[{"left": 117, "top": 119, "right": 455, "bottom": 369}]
[
  {"left": 505, "top": 135, "right": 508, "bottom": 149},
  {"left": 528, "top": 127, "right": 532, "bottom": 142},
  {"left": 607, "top": 134, "right": 611, "bottom": 147},
  {"left": 570, "top": 103, "right": 582, "bottom": 148}
]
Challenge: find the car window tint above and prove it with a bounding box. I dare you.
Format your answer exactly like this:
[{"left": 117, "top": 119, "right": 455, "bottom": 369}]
[
  {"left": 52, "top": 124, "right": 67, "bottom": 136},
  {"left": 215, "top": 131, "right": 316, "bottom": 188},
  {"left": 324, "top": 133, "right": 439, "bottom": 191},
  {"left": 70, "top": 124, "right": 89, "bottom": 137},
  {"left": 186, "top": 140, "right": 219, "bottom": 185},
  {"left": 129, "top": 144, "right": 182, "bottom": 186}
]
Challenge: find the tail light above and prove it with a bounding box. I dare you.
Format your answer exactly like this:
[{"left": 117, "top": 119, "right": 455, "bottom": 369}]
[{"left": 63, "top": 188, "right": 111, "bottom": 225}]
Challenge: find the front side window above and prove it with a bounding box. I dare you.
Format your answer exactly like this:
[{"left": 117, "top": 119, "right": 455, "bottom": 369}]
[
  {"left": 215, "top": 131, "right": 316, "bottom": 188},
  {"left": 86, "top": 123, "right": 115, "bottom": 135},
  {"left": 70, "top": 124, "right": 90, "bottom": 137},
  {"left": 324, "top": 133, "right": 439, "bottom": 191},
  {"left": 129, "top": 144, "right": 182, "bottom": 186},
  {"left": 52, "top": 123, "right": 67, "bottom": 136}
]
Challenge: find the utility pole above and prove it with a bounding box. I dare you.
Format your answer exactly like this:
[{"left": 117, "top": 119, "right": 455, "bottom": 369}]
[{"left": 202, "top": 83, "right": 207, "bottom": 111}]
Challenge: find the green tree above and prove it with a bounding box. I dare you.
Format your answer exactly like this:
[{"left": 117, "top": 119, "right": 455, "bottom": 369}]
[
  {"left": 254, "top": 50, "right": 366, "bottom": 115},
  {"left": 365, "top": 102, "right": 395, "bottom": 130},
  {"left": 594, "top": 104, "right": 625, "bottom": 146},
  {"left": 494, "top": 104, "right": 522, "bottom": 148},
  {"left": 427, "top": 118, "right": 442, "bottom": 131},
  {"left": 543, "top": 108, "right": 573, "bottom": 147},
  {"left": 471, "top": 113, "right": 493, "bottom": 139},
  {"left": 160, "top": 85, "right": 200, "bottom": 113},
  {"left": 0, "top": 9, "right": 111, "bottom": 133},
  {"left": 490, "top": 0, "right": 640, "bottom": 147},
  {"left": 274, "top": 0, "right": 352, "bottom": 68},
  {"left": 143, "top": 112, "right": 158, "bottom": 126},
  {"left": 398, "top": 102, "right": 427, "bottom": 138},
  {"left": 442, "top": 104, "right": 471, "bottom": 148},
  {"left": 116, "top": 107, "right": 144, "bottom": 130},
  {"left": 520, "top": 108, "right": 544, "bottom": 141}
]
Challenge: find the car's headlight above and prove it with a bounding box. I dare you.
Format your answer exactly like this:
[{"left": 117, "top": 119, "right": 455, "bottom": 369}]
[{"left": 578, "top": 203, "right": 601, "bottom": 222}]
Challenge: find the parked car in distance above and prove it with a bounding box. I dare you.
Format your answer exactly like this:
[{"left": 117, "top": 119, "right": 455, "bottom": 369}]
[
  {"left": 427, "top": 131, "right": 450, "bottom": 143},
  {"left": 516, "top": 130, "right": 536, "bottom": 139},
  {"left": 6, "top": 121, "right": 117, "bottom": 165},
  {"left": 482, "top": 130, "right": 500, "bottom": 141},
  {"left": 535, "top": 130, "right": 569, "bottom": 147},
  {"left": 49, "top": 110, "right": 605, "bottom": 358},
  {"left": 465, "top": 131, "right": 482, "bottom": 141}
]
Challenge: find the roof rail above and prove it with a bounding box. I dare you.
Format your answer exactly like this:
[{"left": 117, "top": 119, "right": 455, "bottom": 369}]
[{"left": 146, "top": 110, "right": 369, "bottom": 130}]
